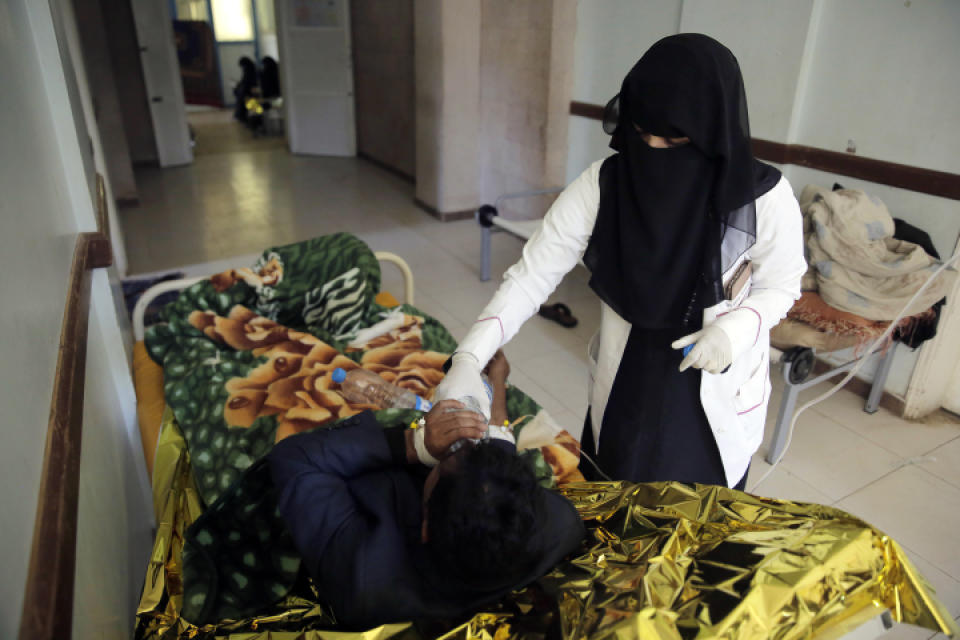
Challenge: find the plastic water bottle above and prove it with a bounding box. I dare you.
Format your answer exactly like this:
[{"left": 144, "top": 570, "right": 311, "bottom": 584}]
[
  {"left": 445, "top": 374, "right": 497, "bottom": 454},
  {"left": 331, "top": 368, "right": 433, "bottom": 411}
]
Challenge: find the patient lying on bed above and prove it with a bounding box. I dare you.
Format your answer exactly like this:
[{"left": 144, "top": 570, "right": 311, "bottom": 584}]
[{"left": 268, "top": 352, "right": 585, "bottom": 629}]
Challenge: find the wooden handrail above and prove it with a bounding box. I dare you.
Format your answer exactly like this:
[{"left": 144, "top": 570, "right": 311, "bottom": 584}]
[
  {"left": 19, "top": 231, "right": 111, "bottom": 640},
  {"left": 570, "top": 101, "right": 960, "bottom": 201},
  {"left": 95, "top": 174, "right": 110, "bottom": 244}
]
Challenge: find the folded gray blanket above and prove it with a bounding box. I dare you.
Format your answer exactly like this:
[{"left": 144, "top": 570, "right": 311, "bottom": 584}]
[{"left": 800, "top": 185, "right": 955, "bottom": 321}]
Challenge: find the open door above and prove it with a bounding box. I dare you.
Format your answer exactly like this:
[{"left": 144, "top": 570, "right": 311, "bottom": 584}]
[
  {"left": 276, "top": 0, "right": 356, "bottom": 156},
  {"left": 130, "top": 0, "right": 194, "bottom": 166}
]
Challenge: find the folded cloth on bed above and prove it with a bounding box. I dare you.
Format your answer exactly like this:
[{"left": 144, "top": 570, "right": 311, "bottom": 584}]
[
  {"left": 782, "top": 291, "right": 937, "bottom": 353},
  {"left": 136, "top": 413, "right": 960, "bottom": 640},
  {"left": 800, "top": 185, "right": 955, "bottom": 321},
  {"left": 771, "top": 317, "right": 860, "bottom": 353}
]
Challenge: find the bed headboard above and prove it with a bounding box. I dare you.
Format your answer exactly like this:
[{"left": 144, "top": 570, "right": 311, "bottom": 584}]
[{"left": 18, "top": 195, "right": 112, "bottom": 638}]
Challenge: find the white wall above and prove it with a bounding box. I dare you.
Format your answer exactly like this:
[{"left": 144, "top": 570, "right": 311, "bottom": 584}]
[
  {"left": 793, "top": 0, "right": 960, "bottom": 173},
  {"left": 566, "top": 0, "right": 960, "bottom": 398},
  {"left": 52, "top": 0, "right": 136, "bottom": 351},
  {"left": 257, "top": 0, "right": 280, "bottom": 59},
  {"left": 566, "top": 0, "right": 682, "bottom": 180},
  {"left": 783, "top": 0, "right": 960, "bottom": 397},
  {"left": 0, "top": 1, "right": 153, "bottom": 636},
  {"left": 567, "top": 0, "right": 817, "bottom": 180},
  {"left": 679, "top": 0, "right": 818, "bottom": 142}
]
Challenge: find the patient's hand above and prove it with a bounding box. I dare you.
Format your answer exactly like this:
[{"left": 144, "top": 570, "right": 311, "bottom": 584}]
[
  {"left": 484, "top": 349, "right": 510, "bottom": 385},
  {"left": 424, "top": 400, "right": 487, "bottom": 459},
  {"left": 484, "top": 350, "right": 510, "bottom": 428}
]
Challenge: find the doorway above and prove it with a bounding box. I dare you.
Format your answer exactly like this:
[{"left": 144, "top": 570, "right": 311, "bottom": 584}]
[
  {"left": 349, "top": 0, "right": 415, "bottom": 179},
  {"left": 172, "top": 0, "right": 279, "bottom": 108}
]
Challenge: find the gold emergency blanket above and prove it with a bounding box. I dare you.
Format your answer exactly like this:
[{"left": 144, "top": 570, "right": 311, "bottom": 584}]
[{"left": 136, "top": 414, "right": 957, "bottom": 640}]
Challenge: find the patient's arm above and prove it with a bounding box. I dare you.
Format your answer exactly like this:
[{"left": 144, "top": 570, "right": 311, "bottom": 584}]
[
  {"left": 484, "top": 350, "right": 510, "bottom": 428},
  {"left": 268, "top": 414, "right": 396, "bottom": 574}
]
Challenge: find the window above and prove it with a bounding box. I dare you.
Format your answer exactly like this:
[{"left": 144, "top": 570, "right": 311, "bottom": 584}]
[{"left": 211, "top": 0, "right": 255, "bottom": 42}]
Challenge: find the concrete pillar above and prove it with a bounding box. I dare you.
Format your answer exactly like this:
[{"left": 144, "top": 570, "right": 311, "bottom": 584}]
[
  {"left": 414, "top": 0, "right": 575, "bottom": 220},
  {"left": 414, "top": 0, "right": 482, "bottom": 218},
  {"left": 477, "top": 0, "right": 575, "bottom": 219}
]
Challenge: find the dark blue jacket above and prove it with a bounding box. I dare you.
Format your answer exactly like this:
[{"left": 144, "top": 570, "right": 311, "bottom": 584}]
[{"left": 268, "top": 411, "right": 585, "bottom": 629}]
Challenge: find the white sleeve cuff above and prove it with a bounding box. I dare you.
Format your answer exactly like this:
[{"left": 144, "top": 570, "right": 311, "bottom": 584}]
[
  {"left": 413, "top": 426, "right": 440, "bottom": 467},
  {"left": 714, "top": 306, "right": 763, "bottom": 362},
  {"left": 485, "top": 424, "right": 516, "bottom": 445}
]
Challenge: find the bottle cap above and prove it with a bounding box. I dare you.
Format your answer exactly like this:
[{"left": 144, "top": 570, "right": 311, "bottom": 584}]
[{"left": 331, "top": 368, "right": 346, "bottom": 384}]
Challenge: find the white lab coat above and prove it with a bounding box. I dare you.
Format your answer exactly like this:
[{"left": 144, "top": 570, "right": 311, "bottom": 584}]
[{"left": 458, "top": 158, "right": 806, "bottom": 485}]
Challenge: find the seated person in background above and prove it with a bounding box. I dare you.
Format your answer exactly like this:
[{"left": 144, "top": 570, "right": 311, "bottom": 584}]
[
  {"left": 260, "top": 56, "right": 281, "bottom": 99},
  {"left": 269, "top": 351, "right": 585, "bottom": 629},
  {"left": 233, "top": 56, "right": 258, "bottom": 122}
]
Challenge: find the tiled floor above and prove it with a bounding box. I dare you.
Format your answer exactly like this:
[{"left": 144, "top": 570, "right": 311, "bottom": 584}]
[{"left": 122, "top": 144, "right": 960, "bottom": 637}]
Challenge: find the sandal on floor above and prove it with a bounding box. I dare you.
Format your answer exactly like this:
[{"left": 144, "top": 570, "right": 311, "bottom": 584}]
[{"left": 538, "top": 302, "right": 578, "bottom": 328}]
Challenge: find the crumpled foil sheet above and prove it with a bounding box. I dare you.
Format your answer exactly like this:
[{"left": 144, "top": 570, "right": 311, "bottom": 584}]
[{"left": 135, "top": 414, "right": 957, "bottom": 639}]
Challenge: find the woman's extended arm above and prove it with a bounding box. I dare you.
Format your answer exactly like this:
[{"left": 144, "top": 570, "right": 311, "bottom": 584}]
[
  {"left": 457, "top": 160, "right": 604, "bottom": 367},
  {"left": 433, "top": 160, "right": 603, "bottom": 410}
]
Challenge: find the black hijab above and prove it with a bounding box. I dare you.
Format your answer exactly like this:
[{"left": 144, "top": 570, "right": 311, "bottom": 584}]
[
  {"left": 583, "top": 33, "right": 781, "bottom": 329},
  {"left": 261, "top": 56, "right": 280, "bottom": 98},
  {"left": 238, "top": 56, "right": 258, "bottom": 91}
]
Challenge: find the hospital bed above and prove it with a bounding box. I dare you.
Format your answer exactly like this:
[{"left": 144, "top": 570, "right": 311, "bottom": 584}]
[
  {"left": 475, "top": 188, "right": 904, "bottom": 467},
  {"left": 22, "top": 227, "right": 955, "bottom": 639}
]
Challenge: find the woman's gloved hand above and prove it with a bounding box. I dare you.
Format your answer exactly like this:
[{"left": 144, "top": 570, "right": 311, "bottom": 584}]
[
  {"left": 432, "top": 352, "right": 492, "bottom": 421},
  {"left": 672, "top": 325, "right": 733, "bottom": 373},
  {"left": 671, "top": 308, "right": 760, "bottom": 374}
]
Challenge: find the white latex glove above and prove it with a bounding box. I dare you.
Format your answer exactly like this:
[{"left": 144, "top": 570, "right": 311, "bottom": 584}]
[
  {"left": 672, "top": 324, "right": 734, "bottom": 374},
  {"left": 432, "top": 352, "right": 492, "bottom": 421}
]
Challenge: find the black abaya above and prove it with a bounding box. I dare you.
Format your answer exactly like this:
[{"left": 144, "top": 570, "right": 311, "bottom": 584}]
[
  {"left": 579, "top": 34, "right": 776, "bottom": 488},
  {"left": 579, "top": 328, "right": 729, "bottom": 487}
]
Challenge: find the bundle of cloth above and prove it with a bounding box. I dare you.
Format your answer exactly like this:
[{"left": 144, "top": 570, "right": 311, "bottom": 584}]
[{"left": 773, "top": 185, "right": 954, "bottom": 352}]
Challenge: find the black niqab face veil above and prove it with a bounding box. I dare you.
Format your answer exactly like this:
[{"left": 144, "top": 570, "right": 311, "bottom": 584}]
[{"left": 583, "top": 33, "right": 781, "bottom": 329}]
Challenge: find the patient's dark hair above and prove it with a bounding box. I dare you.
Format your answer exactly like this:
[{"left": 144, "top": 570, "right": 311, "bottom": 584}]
[{"left": 426, "top": 442, "right": 542, "bottom": 587}]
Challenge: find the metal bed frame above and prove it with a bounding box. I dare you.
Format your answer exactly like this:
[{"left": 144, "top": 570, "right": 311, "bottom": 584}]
[
  {"left": 477, "top": 187, "right": 563, "bottom": 282},
  {"left": 767, "top": 343, "right": 897, "bottom": 464},
  {"left": 475, "top": 188, "right": 899, "bottom": 468}
]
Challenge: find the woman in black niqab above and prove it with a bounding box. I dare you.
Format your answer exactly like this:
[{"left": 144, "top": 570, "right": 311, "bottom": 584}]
[
  {"left": 234, "top": 57, "right": 259, "bottom": 121},
  {"left": 579, "top": 34, "right": 781, "bottom": 487},
  {"left": 260, "top": 56, "right": 281, "bottom": 99}
]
